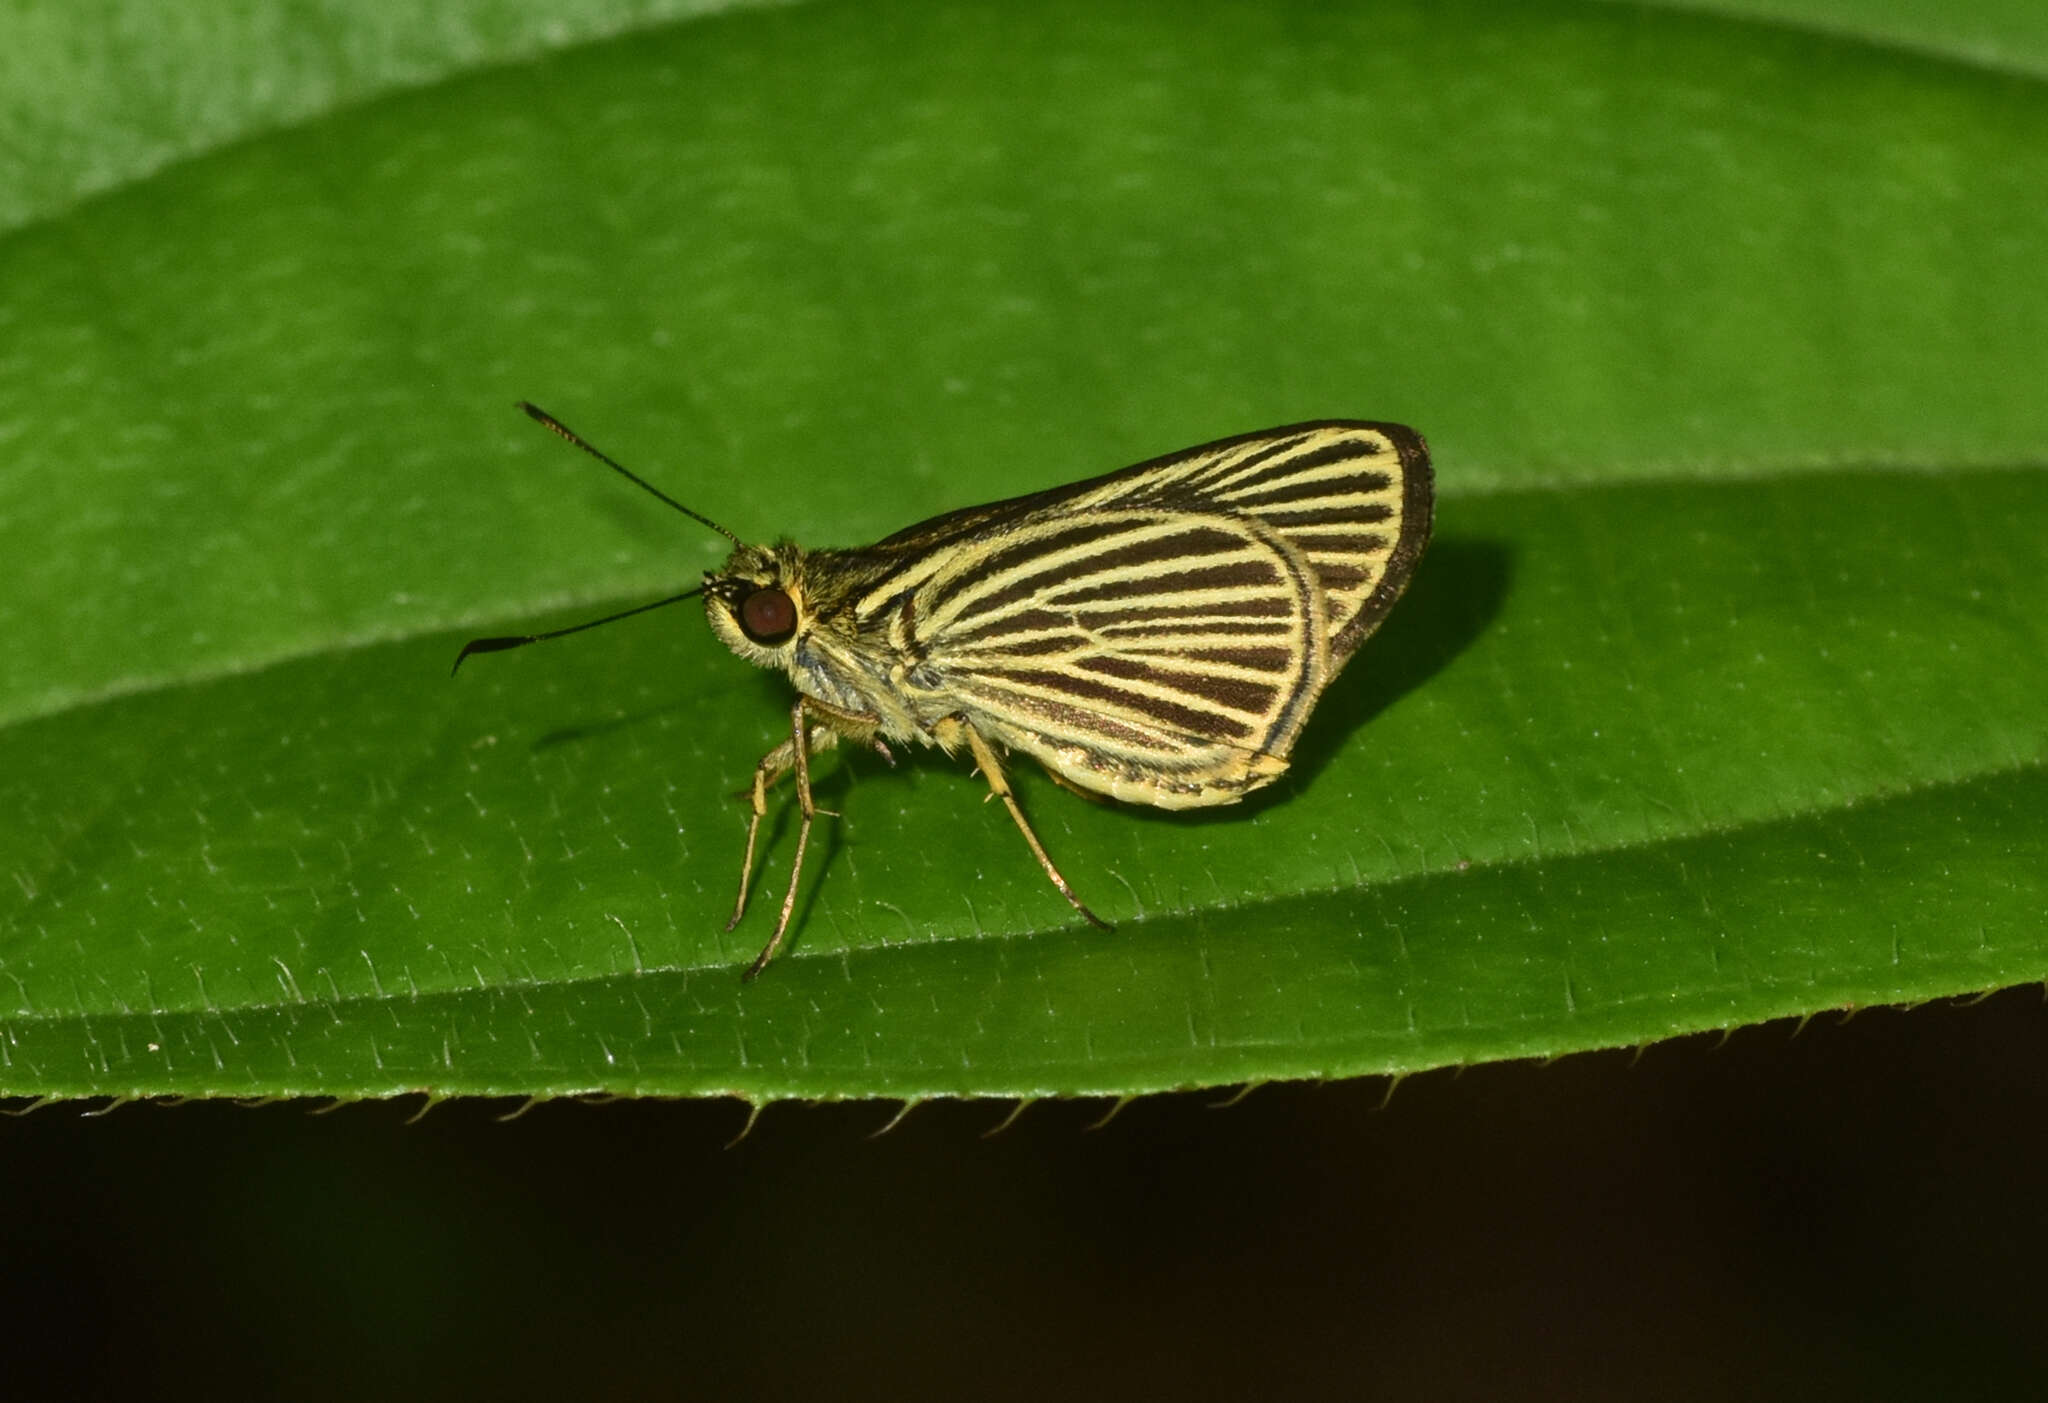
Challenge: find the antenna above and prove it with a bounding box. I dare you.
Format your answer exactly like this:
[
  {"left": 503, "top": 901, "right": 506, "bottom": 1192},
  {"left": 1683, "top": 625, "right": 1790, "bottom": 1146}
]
[
  {"left": 517, "top": 401, "right": 743, "bottom": 547},
  {"left": 451, "top": 404, "right": 741, "bottom": 675},
  {"left": 451, "top": 586, "right": 707, "bottom": 675}
]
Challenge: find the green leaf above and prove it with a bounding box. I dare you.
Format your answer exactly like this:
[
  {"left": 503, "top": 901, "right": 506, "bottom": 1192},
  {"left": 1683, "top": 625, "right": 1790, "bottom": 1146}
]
[{"left": 3, "top": 0, "right": 2043, "bottom": 1101}]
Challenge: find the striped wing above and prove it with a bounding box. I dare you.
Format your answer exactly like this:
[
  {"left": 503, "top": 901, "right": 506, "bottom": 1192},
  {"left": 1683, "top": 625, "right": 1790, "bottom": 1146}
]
[
  {"left": 1060, "top": 420, "right": 1431, "bottom": 664},
  {"left": 848, "top": 423, "right": 1431, "bottom": 809},
  {"left": 902, "top": 509, "right": 1318, "bottom": 806},
  {"left": 862, "top": 421, "right": 1431, "bottom": 665}
]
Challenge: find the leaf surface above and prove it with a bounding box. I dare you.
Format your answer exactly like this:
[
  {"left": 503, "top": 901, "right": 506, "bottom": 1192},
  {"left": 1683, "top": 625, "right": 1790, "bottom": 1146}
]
[{"left": 3, "top": 0, "right": 2043, "bottom": 1099}]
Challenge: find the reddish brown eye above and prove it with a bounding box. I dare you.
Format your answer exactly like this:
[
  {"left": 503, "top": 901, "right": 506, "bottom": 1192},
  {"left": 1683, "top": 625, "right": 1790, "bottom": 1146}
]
[{"left": 739, "top": 587, "right": 796, "bottom": 644}]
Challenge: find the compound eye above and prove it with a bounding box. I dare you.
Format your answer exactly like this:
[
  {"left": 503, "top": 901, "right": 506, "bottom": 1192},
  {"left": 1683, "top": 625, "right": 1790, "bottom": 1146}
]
[{"left": 739, "top": 587, "right": 797, "bottom": 644}]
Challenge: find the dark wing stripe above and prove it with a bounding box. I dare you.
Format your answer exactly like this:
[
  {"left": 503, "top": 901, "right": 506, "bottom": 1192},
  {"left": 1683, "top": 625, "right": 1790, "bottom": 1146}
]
[
  {"left": 974, "top": 668, "right": 1257, "bottom": 742},
  {"left": 1092, "top": 636, "right": 1295, "bottom": 672},
  {"left": 1259, "top": 438, "right": 1384, "bottom": 474},
  {"left": 931, "top": 522, "right": 1260, "bottom": 629},
  {"left": 1284, "top": 529, "right": 1394, "bottom": 551},
  {"left": 1239, "top": 507, "right": 1395, "bottom": 532},
  {"left": 1074, "top": 654, "right": 1281, "bottom": 714},
  {"left": 1307, "top": 565, "right": 1369, "bottom": 592},
  {"left": 938, "top": 606, "right": 1075, "bottom": 646},
  {"left": 1113, "top": 639, "right": 1294, "bottom": 661},
  {"left": 1100, "top": 622, "right": 1297, "bottom": 641},
  {"left": 941, "top": 604, "right": 1293, "bottom": 651},
  {"left": 950, "top": 631, "right": 1080, "bottom": 658},
  {"left": 954, "top": 684, "right": 1200, "bottom": 752},
  {"left": 1182, "top": 645, "right": 1294, "bottom": 669},
  {"left": 931, "top": 550, "right": 1117, "bottom": 630},
  {"left": 947, "top": 631, "right": 1291, "bottom": 671},
  {"left": 1046, "top": 558, "right": 1280, "bottom": 608},
  {"left": 955, "top": 517, "right": 1153, "bottom": 595},
  {"left": 1190, "top": 432, "right": 1318, "bottom": 490},
  {"left": 1215, "top": 478, "right": 1394, "bottom": 511},
  {"left": 1200, "top": 435, "right": 1334, "bottom": 492},
  {"left": 861, "top": 514, "right": 1246, "bottom": 624},
  {"left": 1208, "top": 438, "right": 1380, "bottom": 495},
  {"left": 1095, "top": 597, "right": 1298, "bottom": 622},
  {"left": 965, "top": 525, "right": 1257, "bottom": 610}
]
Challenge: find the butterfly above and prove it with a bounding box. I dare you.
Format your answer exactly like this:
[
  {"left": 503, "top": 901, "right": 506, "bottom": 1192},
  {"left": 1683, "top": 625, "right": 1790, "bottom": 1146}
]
[{"left": 458, "top": 405, "right": 1433, "bottom": 977}]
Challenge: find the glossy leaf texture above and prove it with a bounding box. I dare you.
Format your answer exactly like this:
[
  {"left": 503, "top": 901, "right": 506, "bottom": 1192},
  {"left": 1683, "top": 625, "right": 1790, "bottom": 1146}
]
[{"left": 2, "top": 0, "right": 2044, "bottom": 1101}]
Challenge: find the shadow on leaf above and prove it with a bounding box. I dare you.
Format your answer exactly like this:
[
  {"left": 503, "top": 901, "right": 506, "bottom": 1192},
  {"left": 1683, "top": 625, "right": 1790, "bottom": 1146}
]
[{"left": 1125, "top": 536, "right": 1513, "bottom": 827}]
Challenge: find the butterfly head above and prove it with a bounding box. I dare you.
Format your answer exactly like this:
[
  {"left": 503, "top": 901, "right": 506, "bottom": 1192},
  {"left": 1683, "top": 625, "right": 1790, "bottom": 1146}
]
[{"left": 704, "top": 541, "right": 812, "bottom": 668}]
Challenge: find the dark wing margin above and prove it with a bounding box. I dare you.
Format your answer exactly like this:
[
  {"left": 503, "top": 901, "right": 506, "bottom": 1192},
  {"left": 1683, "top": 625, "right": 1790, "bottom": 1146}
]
[{"left": 1329, "top": 422, "right": 1432, "bottom": 660}]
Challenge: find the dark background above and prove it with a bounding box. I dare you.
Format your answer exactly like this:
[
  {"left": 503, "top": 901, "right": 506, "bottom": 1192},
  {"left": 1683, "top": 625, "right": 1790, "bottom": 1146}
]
[{"left": 6, "top": 986, "right": 2043, "bottom": 1401}]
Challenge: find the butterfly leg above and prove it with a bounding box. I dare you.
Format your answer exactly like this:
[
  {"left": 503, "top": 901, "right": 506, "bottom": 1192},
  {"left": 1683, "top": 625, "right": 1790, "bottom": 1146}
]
[
  {"left": 955, "top": 721, "right": 1112, "bottom": 931},
  {"left": 726, "top": 732, "right": 798, "bottom": 936},
  {"left": 738, "top": 695, "right": 880, "bottom": 980}
]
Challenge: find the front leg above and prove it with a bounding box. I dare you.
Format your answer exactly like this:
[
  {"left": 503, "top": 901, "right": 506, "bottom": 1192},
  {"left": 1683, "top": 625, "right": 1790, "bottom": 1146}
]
[
  {"left": 724, "top": 721, "right": 823, "bottom": 937},
  {"left": 732, "top": 694, "right": 882, "bottom": 980}
]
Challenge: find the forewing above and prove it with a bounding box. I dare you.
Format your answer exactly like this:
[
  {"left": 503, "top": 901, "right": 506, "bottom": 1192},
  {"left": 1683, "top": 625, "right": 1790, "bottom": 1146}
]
[
  {"left": 1068, "top": 422, "right": 1433, "bottom": 664},
  {"left": 862, "top": 421, "right": 1430, "bottom": 666}
]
